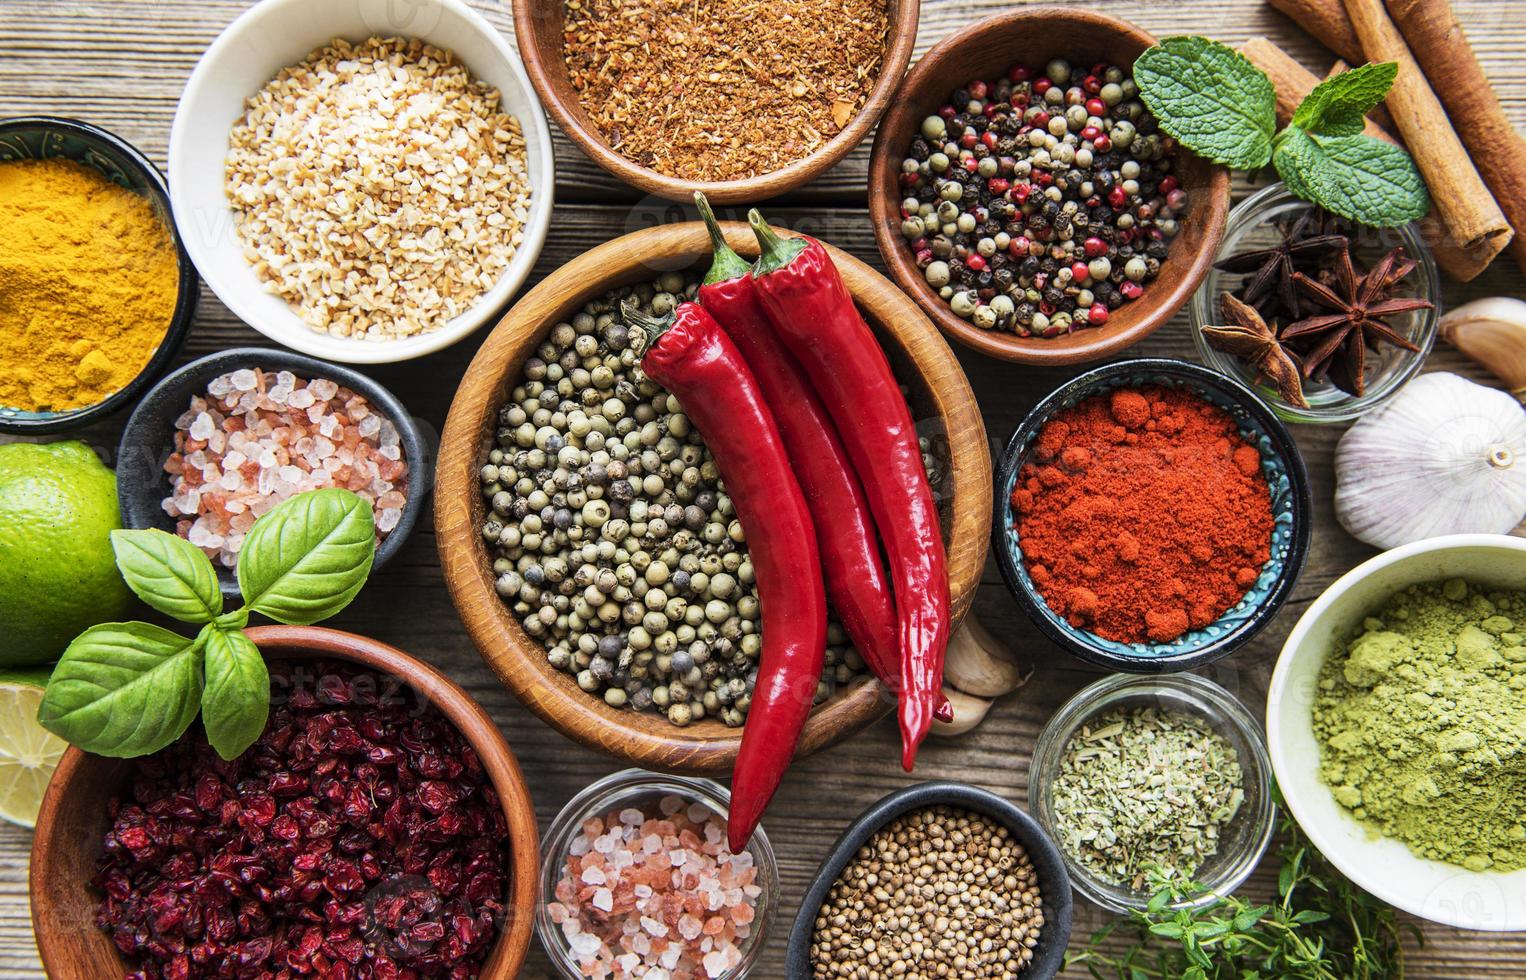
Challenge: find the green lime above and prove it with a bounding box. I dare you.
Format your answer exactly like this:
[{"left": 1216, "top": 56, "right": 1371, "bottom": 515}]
[
  {"left": 0, "top": 441, "right": 133, "bottom": 666},
  {"left": 0, "top": 669, "right": 67, "bottom": 828}
]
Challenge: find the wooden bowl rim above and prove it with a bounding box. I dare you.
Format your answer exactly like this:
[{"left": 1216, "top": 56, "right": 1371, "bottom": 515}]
[
  {"left": 434, "top": 220, "right": 991, "bottom": 775},
  {"left": 867, "top": 6, "right": 1232, "bottom": 365},
  {"left": 29, "top": 625, "right": 539, "bottom": 980},
  {"left": 509, "top": 0, "right": 919, "bottom": 204}
]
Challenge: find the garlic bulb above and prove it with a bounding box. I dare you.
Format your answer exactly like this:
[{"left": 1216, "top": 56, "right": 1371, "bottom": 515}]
[{"left": 1335, "top": 372, "right": 1526, "bottom": 549}]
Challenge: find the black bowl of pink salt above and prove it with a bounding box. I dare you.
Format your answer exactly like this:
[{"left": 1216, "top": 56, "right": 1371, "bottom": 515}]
[
  {"left": 116, "top": 347, "right": 427, "bottom": 602},
  {"left": 993, "top": 358, "right": 1311, "bottom": 673}
]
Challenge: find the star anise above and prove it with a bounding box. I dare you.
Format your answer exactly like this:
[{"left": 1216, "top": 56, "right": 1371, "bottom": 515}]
[
  {"left": 1201, "top": 292, "right": 1310, "bottom": 407},
  {"left": 1214, "top": 209, "right": 1349, "bottom": 320},
  {"left": 1283, "top": 246, "right": 1431, "bottom": 396}
]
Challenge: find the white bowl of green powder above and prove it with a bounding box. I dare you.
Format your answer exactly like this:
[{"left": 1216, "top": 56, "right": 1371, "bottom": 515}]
[{"left": 1269, "top": 533, "right": 1526, "bottom": 931}]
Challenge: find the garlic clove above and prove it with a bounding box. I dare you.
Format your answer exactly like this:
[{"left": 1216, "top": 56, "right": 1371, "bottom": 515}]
[
  {"left": 943, "top": 617, "right": 1028, "bottom": 698},
  {"left": 930, "top": 685, "right": 993, "bottom": 737},
  {"left": 1335, "top": 373, "right": 1526, "bottom": 549},
  {"left": 1440, "top": 297, "right": 1526, "bottom": 396}
]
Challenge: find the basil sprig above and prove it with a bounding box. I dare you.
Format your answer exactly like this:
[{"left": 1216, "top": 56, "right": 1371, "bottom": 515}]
[
  {"left": 1135, "top": 37, "right": 1429, "bottom": 227},
  {"left": 38, "top": 488, "right": 376, "bottom": 760}
]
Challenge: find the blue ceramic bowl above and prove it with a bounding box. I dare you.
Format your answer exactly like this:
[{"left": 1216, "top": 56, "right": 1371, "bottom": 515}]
[
  {"left": 785, "top": 781, "right": 1072, "bottom": 979},
  {"left": 116, "top": 348, "right": 429, "bottom": 604},
  {"left": 0, "top": 116, "right": 198, "bottom": 434},
  {"left": 993, "top": 358, "right": 1311, "bottom": 673}
]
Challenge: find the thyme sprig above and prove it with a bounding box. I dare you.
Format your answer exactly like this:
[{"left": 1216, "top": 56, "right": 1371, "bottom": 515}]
[{"left": 1065, "top": 794, "right": 1420, "bottom": 980}]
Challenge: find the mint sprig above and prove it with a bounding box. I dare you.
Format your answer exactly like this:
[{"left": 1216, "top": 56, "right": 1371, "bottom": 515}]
[
  {"left": 1135, "top": 37, "right": 1277, "bottom": 170},
  {"left": 38, "top": 488, "right": 377, "bottom": 760},
  {"left": 1135, "top": 37, "right": 1429, "bottom": 228}
]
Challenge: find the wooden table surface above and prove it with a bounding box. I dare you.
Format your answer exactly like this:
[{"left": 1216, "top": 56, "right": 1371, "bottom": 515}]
[{"left": 3, "top": 0, "right": 1524, "bottom": 976}]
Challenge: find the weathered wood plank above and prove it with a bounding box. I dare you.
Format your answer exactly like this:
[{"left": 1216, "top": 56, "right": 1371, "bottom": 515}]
[{"left": 1, "top": 0, "right": 1525, "bottom": 977}]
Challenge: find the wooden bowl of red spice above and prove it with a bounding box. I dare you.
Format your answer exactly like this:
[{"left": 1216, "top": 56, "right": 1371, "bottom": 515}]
[
  {"left": 510, "top": 0, "right": 918, "bottom": 204},
  {"left": 867, "top": 8, "right": 1232, "bottom": 365},
  {"left": 31, "top": 626, "right": 540, "bottom": 979},
  {"left": 435, "top": 220, "right": 991, "bottom": 775},
  {"left": 993, "top": 359, "right": 1311, "bottom": 672}
]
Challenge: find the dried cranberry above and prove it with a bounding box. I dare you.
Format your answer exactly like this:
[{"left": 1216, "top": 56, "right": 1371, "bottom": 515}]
[{"left": 93, "top": 662, "right": 511, "bottom": 979}]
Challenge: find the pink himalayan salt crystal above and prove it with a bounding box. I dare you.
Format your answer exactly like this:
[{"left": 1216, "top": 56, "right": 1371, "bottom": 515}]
[
  {"left": 553, "top": 795, "right": 759, "bottom": 979},
  {"left": 161, "top": 368, "right": 409, "bottom": 569}
]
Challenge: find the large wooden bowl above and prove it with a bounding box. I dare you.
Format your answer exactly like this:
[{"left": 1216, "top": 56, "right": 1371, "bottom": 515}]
[
  {"left": 436, "top": 221, "right": 991, "bottom": 775},
  {"left": 510, "top": 0, "right": 918, "bottom": 204},
  {"left": 869, "top": 7, "right": 1232, "bottom": 365},
  {"left": 30, "top": 626, "right": 539, "bottom": 979}
]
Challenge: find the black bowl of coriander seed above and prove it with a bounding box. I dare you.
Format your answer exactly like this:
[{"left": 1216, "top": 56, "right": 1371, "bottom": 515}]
[{"left": 787, "top": 782, "right": 1073, "bottom": 979}]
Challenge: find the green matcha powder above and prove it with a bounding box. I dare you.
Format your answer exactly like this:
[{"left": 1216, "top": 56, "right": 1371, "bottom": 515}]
[{"left": 1314, "top": 578, "right": 1526, "bottom": 872}]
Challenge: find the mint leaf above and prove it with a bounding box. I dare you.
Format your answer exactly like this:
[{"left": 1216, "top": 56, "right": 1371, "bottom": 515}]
[
  {"left": 200, "top": 626, "right": 268, "bottom": 761},
  {"left": 38, "top": 622, "right": 203, "bottom": 758},
  {"left": 238, "top": 488, "right": 375, "bottom": 624},
  {"left": 1291, "top": 62, "right": 1398, "bottom": 137},
  {"left": 110, "top": 528, "right": 222, "bottom": 623},
  {"left": 1273, "top": 128, "right": 1430, "bottom": 227},
  {"left": 1135, "top": 36, "right": 1277, "bottom": 169}
]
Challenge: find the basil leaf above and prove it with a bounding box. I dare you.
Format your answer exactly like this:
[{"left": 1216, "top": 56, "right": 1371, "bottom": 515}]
[
  {"left": 38, "top": 622, "right": 203, "bottom": 758},
  {"left": 201, "top": 626, "right": 269, "bottom": 761},
  {"left": 110, "top": 528, "right": 222, "bottom": 623},
  {"left": 238, "top": 488, "right": 375, "bottom": 624},
  {"left": 1291, "top": 61, "right": 1398, "bottom": 137},
  {"left": 1273, "top": 128, "right": 1430, "bottom": 227},
  {"left": 1135, "top": 36, "right": 1278, "bottom": 169}
]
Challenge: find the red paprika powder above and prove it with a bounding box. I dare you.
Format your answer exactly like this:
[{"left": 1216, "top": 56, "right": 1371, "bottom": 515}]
[{"left": 1012, "top": 386, "right": 1274, "bottom": 644}]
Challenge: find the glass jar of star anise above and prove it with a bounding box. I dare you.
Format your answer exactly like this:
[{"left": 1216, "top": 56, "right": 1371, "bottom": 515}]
[{"left": 1190, "top": 182, "right": 1439, "bottom": 423}]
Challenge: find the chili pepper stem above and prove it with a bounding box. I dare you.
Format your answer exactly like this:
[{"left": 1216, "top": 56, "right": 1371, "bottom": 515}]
[
  {"left": 621, "top": 300, "right": 677, "bottom": 351},
  {"left": 695, "top": 193, "right": 752, "bottom": 286},
  {"left": 747, "top": 209, "right": 810, "bottom": 276}
]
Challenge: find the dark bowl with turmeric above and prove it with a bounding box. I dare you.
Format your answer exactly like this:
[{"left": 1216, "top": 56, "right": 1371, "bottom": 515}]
[
  {"left": 993, "top": 358, "right": 1312, "bottom": 673},
  {"left": 0, "top": 116, "right": 197, "bottom": 434}
]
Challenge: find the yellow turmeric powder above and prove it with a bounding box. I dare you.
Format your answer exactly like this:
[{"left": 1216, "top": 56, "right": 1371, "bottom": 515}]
[{"left": 0, "top": 157, "right": 179, "bottom": 412}]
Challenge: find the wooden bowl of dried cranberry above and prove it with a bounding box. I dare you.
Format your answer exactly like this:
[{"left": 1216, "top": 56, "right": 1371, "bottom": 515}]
[
  {"left": 29, "top": 625, "right": 539, "bottom": 980},
  {"left": 869, "top": 7, "right": 1232, "bottom": 365}
]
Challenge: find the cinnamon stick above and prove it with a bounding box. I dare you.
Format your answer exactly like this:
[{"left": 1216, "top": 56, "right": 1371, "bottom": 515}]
[
  {"left": 1266, "top": 0, "right": 1364, "bottom": 62},
  {"left": 1340, "top": 0, "right": 1511, "bottom": 269},
  {"left": 1238, "top": 37, "right": 1485, "bottom": 281},
  {"left": 1386, "top": 0, "right": 1526, "bottom": 276}
]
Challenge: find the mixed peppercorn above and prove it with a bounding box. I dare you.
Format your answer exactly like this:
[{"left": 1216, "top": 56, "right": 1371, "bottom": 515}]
[{"left": 897, "top": 59, "right": 1186, "bottom": 337}]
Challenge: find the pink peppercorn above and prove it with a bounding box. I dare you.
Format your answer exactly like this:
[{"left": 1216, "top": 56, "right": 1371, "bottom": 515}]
[
  {"left": 1121, "top": 281, "right": 1145, "bottom": 300},
  {"left": 1008, "top": 64, "right": 1032, "bottom": 82},
  {"left": 1086, "top": 98, "right": 1107, "bottom": 117},
  {"left": 1108, "top": 186, "right": 1128, "bottom": 209},
  {"left": 1089, "top": 303, "right": 1110, "bottom": 325},
  {"left": 1070, "top": 261, "right": 1091, "bottom": 282},
  {"left": 1083, "top": 237, "right": 1108, "bottom": 258}
]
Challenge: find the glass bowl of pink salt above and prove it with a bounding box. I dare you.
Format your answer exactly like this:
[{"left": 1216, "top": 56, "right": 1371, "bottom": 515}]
[{"left": 539, "top": 769, "right": 778, "bottom": 980}]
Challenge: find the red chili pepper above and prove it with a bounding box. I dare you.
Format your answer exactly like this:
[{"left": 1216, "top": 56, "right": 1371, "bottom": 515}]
[
  {"left": 691, "top": 196, "right": 950, "bottom": 725},
  {"left": 746, "top": 211, "right": 950, "bottom": 771},
  {"left": 628, "top": 297, "right": 827, "bottom": 851}
]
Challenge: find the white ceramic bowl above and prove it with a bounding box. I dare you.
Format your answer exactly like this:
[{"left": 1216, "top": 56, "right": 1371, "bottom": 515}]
[
  {"left": 168, "top": 0, "right": 554, "bottom": 363},
  {"left": 1267, "top": 533, "right": 1526, "bottom": 931}
]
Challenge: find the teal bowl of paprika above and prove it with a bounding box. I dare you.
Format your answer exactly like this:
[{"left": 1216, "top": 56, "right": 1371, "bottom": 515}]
[{"left": 993, "top": 358, "right": 1311, "bottom": 672}]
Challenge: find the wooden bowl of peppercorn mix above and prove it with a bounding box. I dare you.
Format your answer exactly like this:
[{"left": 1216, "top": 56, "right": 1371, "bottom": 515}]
[
  {"left": 30, "top": 626, "right": 540, "bottom": 980},
  {"left": 868, "top": 7, "right": 1233, "bottom": 365},
  {"left": 510, "top": 0, "right": 918, "bottom": 204},
  {"left": 434, "top": 220, "right": 991, "bottom": 777}
]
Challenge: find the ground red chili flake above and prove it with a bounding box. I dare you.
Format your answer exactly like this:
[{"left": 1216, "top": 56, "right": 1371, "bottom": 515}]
[
  {"left": 561, "top": 0, "right": 888, "bottom": 182},
  {"left": 1012, "top": 386, "right": 1274, "bottom": 644},
  {"left": 93, "top": 662, "right": 511, "bottom": 980}
]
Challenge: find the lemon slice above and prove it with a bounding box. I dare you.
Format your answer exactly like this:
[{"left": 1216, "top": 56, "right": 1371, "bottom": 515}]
[{"left": 0, "top": 670, "right": 66, "bottom": 828}]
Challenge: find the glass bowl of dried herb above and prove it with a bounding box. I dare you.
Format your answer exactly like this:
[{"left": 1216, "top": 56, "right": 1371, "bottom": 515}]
[
  {"left": 1030, "top": 672, "right": 1276, "bottom": 914},
  {"left": 1190, "top": 182, "right": 1439, "bottom": 424}
]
